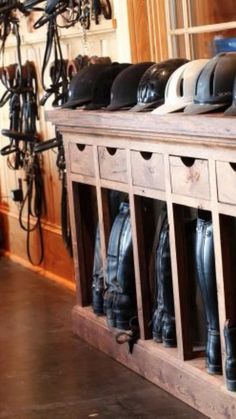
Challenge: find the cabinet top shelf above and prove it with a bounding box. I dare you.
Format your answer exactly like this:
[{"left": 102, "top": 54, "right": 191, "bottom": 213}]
[{"left": 46, "top": 109, "right": 236, "bottom": 148}]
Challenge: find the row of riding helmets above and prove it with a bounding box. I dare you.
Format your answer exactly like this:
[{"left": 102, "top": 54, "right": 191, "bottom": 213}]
[{"left": 62, "top": 52, "right": 236, "bottom": 116}]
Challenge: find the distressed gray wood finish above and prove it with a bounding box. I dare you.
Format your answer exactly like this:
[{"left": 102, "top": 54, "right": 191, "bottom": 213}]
[{"left": 47, "top": 110, "right": 236, "bottom": 419}]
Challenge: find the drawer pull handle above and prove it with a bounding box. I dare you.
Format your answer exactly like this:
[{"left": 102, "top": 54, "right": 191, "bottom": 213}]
[
  {"left": 181, "top": 157, "right": 195, "bottom": 167},
  {"left": 140, "top": 151, "right": 152, "bottom": 160},
  {"left": 229, "top": 162, "right": 236, "bottom": 172},
  {"left": 106, "top": 147, "right": 117, "bottom": 156},
  {"left": 76, "top": 144, "right": 86, "bottom": 152}
]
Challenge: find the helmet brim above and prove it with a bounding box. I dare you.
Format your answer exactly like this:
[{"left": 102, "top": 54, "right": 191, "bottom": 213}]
[
  {"left": 224, "top": 104, "right": 236, "bottom": 116},
  {"left": 184, "top": 102, "right": 228, "bottom": 115},
  {"left": 105, "top": 103, "right": 135, "bottom": 111},
  {"left": 84, "top": 103, "right": 107, "bottom": 110},
  {"left": 61, "top": 97, "right": 91, "bottom": 109},
  {"left": 152, "top": 101, "right": 188, "bottom": 115},
  {"left": 129, "top": 100, "right": 163, "bottom": 112}
]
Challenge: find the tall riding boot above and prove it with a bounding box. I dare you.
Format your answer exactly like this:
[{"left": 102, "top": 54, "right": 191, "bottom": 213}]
[
  {"left": 104, "top": 202, "right": 137, "bottom": 330},
  {"left": 152, "top": 216, "right": 177, "bottom": 347},
  {"left": 92, "top": 191, "right": 123, "bottom": 317},
  {"left": 92, "top": 226, "right": 104, "bottom": 315},
  {"left": 224, "top": 321, "right": 236, "bottom": 391},
  {"left": 113, "top": 208, "right": 136, "bottom": 330},
  {"left": 195, "top": 215, "right": 222, "bottom": 374}
]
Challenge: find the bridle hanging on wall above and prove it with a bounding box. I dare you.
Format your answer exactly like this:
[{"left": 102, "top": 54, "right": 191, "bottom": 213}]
[
  {"left": 0, "top": 4, "right": 45, "bottom": 265},
  {"left": 0, "top": 0, "right": 112, "bottom": 263}
]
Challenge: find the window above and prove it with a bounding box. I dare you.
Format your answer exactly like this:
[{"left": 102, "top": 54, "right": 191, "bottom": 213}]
[{"left": 165, "top": 0, "right": 236, "bottom": 59}]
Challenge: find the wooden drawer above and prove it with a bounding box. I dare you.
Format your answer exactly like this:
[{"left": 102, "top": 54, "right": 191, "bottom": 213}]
[
  {"left": 216, "top": 161, "right": 236, "bottom": 205},
  {"left": 98, "top": 146, "right": 127, "bottom": 183},
  {"left": 131, "top": 150, "right": 165, "bottom": 190},
  {"left": 69, "top": 143, "right": 95, "bottom": 177},
  {"left": 169, "top": 156, "right": 210, "bottom": 199}
]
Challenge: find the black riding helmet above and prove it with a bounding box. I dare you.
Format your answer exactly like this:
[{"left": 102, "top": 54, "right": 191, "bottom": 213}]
[
  {"left": 184, "top": 52, "right": 236, "bottom": 115},
  {"left": 130, "top": 58, "right": 189, "bottom": 112},
  {"left": 62, "top": 63, "right": 111, "bottom": 109},
  {"left": 106, "top": 62, "right": 154, "bottom": 111},
  {"left": 85, "top": 63, "right": 131, "bottom": 110},
  {"left": 225, "top": 76, "right": 236, "bottom": 116}
]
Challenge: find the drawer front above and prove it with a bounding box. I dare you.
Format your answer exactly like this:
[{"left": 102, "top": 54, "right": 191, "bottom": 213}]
[
  {"left": 170, "top": 156, "right": 210, "bottom": 199},
  {"left": 217, "top": 161, "right": 236, "bottom": 205},
  {"left": 98, "top": 147, "right": 128, "bottom": 183},
  {"left": 131, "top": 151, "right": 165, "bottom": 190},
  {"left": 69, "top": 143, "right": 95, "bottom": 177}
]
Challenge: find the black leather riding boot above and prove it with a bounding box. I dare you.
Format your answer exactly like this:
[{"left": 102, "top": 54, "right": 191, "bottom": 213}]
[
  {"left": 113, "top": 210, "right": 136, "bottom": 330},
  {"left": 92, "top": 191, "right": 123, "bottom": 317},
  {"left": 104, "top": 202, "right": 137, "bottom": 330},
  {"left": 103, "top": 203, "right": 127, "bottom": 327},
  {"left": 152, "top": 216, "right": 177, "bottom": 347},
  {"left": 195, "top": 216, "right": 222, "bottom": 374},
  {"left": 92, "top": 226, "right": 104, "bottom": 315},
  {"left": 224, "top": 321, "right": 236, "bottom": 391}
]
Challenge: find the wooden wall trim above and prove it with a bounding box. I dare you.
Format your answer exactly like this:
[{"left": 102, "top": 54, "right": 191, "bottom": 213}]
[
  {"left": 1, "top": 250, "right": 76, "bottom": 292},
  {"left": 0, "top": 211, "right": 75, "bottom": 282},
  {"left": 0, "top": 206, "right": 62, "bottom": 236},
  {"left": 127, "top": 0, "right": 168, "bottom": 63},
  {"left": 127, "top": 0, "right": 151, "bottom": 62}
]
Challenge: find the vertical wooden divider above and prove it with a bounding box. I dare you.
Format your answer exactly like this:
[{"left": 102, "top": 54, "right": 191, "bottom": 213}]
[
  {"left": 93, "top": 145, "right": 109, "bottom": 278},
  {"left": 209, "top": 158, "right": 227, "bottom": 376},
  {"left": 64, "top": 138, "right": 88, "bottom": 306},
  {"left": 126, "top": 149, "right": 151, "bottom": 340},
  {"left": 164, "top": 153, "right": 192, "bottom": 360}
]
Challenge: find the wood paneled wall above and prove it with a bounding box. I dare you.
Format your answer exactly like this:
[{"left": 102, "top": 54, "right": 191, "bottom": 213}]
[
  {"left": 127, "top": 0, "right": 168, "bottom": 63},
  {"left": 0, "top": 11, "right": 118, "bottom": 285}
]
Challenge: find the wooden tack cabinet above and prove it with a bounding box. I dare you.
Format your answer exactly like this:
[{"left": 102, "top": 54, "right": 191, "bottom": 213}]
[{"left": 47, "top": 110, "right": 236, "bottom": 419}]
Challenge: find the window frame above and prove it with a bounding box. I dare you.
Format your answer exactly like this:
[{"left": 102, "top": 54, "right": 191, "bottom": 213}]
[{"left": 165, "top": 0, "right": 236, "bottom": 58}]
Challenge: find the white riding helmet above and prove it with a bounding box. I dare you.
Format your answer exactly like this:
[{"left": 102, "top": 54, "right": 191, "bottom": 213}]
[{"left": 152, "top": 59, "right": 209, "bottom": 115}]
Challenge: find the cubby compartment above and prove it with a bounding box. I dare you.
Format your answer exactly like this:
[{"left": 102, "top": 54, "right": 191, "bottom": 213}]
[
  {"left": 72, "top": 183, "right": 98, "bottom": 306},
  {"left": 133, "top": 196, "right": 178, "bottom": 345},
  {"left": 131, "top": 150, "right": 165, "bottom": 190},
  {"left": 219, "top": 214, "right": 236, "bottom": 324},
  {"left": 170, "top": 156, "right": 210, "bottom": 199},
  {"left": 69, "top": 142, "right": 95, "bottom": 177},
  {"left": 173, "top": 205, "right": 221, "bottom": 369},
  {"left": 98, "top": 146, "right": 128, "bottom": 183},
  {"left": 99, "top": 188, "right": 137, "bottom": 331},
  {"left": 216, "top": 161, "right": 236, "bottom": 205}
]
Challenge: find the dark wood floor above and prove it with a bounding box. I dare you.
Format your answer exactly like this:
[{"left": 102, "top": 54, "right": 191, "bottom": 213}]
[{"left": 0, "top": 258, "right": 207, "bottom": 419}]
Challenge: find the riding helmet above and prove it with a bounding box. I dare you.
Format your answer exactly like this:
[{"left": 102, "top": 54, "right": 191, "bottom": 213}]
[
  {"left": 153, "top": 59, "right": 209, "bottom": 115},
  {"left": 130, "top": 58, "right": 189, "bottom": 112},
  {"left": 184, "top": 52, "right": 236, "bottom": 115},
  {"left": 62, "top": 63, "right": 111, "bottom": 109},
  {"left": 225, "top": 76, "right": 236, "bottom": 116},
  {"left": 85, "top": 63, "right": 131, "bottom": 110},
  {"left": 106, "top": 62, "right": 154, "bottom": 111}
]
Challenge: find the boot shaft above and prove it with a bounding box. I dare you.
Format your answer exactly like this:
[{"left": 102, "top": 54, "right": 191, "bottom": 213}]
[{"left": 195, "top": 217, "right": 219, "bottom": 331}]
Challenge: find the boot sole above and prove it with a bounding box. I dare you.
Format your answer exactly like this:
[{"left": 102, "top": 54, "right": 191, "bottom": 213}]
[
  {"left": 163, "top": 339, "right": 177, "bottom": 348},
  {"left": 153, "top": 333, "right": 163, "bottom": 343},
  {"left": 207, "top": 364, "right": 222, "bottom": 375}
]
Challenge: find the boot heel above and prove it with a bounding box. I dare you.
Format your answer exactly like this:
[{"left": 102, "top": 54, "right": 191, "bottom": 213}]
[
  {"left": 207, "top": 364, "right": 222, "bottom": 375},
  {"left": 153, "top": 333, "right": 163, "bottom": 343},
  {"left": 224, "top": 322, "right": 236, "bottom": 391},
  {"left": 226, "top": 379, "right": 236, "bottom": 392}
]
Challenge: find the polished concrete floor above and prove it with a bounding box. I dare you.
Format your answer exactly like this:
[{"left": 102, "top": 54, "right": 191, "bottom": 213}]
[{"left": 0, "top": 258, "right": 207, "bottom": 419}]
